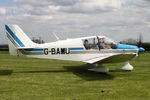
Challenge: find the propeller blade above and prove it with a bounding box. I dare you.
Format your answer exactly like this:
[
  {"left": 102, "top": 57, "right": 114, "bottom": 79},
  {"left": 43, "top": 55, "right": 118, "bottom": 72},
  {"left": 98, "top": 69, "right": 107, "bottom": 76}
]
[{"left": 138, "top": 33, "right": 142, "bottom": 48}]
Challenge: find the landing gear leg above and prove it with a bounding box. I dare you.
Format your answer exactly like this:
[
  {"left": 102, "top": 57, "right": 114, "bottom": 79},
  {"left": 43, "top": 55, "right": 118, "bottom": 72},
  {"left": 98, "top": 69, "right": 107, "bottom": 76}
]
[
  {"left": 88, "top": 64, "right": 109, "bottom": 73},
  {"left": 117, "top": 61, "right": 133, "bottom": 71}
]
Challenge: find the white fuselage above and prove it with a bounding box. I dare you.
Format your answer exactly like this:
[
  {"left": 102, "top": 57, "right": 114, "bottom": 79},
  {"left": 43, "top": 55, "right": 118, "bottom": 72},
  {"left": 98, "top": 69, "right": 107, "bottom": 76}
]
[{"left": 16, "top": 38, "right": 138, "bottom": 64}]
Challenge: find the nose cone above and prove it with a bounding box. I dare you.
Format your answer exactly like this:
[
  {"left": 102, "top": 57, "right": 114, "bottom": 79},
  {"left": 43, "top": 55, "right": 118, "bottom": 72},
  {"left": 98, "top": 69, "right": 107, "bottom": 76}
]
[
  {"left": 139, "top": 47, "right": 145, "bottom": 52},
  {"left": 117, "top": 44, "right": 145, "bottom": 52},
  {"left": 117, "top": 44, "right": 139, "bottom": 49}
]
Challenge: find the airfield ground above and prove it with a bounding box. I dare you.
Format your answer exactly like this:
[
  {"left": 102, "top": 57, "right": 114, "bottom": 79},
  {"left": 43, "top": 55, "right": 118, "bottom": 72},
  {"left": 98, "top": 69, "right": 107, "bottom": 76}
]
[{"left": 0, "top": 51, "right": 150, "bottom": 100}]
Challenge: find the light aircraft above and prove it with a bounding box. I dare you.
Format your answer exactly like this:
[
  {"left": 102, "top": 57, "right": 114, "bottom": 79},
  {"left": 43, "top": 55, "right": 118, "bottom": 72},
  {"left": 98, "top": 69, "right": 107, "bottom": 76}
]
[{"left": 5, "top": 24, "right": 145, "bottom": 73}]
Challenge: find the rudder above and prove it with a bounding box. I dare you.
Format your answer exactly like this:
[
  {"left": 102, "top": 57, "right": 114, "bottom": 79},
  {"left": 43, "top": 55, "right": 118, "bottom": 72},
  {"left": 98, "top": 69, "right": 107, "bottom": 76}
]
[{"left": 5, "top": 24, "right": 35, "bottom": 56}]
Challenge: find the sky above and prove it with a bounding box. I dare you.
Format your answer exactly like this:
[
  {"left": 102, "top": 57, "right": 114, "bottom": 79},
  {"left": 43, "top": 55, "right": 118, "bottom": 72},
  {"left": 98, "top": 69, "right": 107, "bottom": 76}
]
[{"left": 0, "top": 0, "right": 150, "bottom": 44}]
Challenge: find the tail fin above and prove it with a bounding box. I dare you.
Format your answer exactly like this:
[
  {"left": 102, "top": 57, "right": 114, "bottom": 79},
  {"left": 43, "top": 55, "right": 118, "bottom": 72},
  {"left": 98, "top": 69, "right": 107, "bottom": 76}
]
[{"left": 5, "top": 24, "right": 35, "bottom": 55}]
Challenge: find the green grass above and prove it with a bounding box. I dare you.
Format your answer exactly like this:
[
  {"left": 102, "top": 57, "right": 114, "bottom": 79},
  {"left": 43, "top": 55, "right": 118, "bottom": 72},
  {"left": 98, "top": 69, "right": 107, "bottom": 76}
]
[
  {"left": 0, "top": 52, "right": 150, "bottom": 100},
  {"left": 0, "top": 51, "right": 9, "bottom": 54}
]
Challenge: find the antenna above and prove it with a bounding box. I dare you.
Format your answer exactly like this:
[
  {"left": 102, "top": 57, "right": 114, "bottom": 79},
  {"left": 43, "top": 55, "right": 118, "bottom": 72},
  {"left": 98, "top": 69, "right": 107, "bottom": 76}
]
[{"left": 53, "top": 33, "right": 60, "bottom": 41}]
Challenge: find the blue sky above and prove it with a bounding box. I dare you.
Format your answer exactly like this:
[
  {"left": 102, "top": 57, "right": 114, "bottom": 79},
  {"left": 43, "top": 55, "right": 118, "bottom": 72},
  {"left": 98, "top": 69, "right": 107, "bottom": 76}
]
[
  {"left": 0, "top": 0, "right": 150, "bottom": 44},
  {"left": 0, "top": 0, "right": 20, "bottom": 6},
  {"left": 121, "top": 0, "right": 134, "bottom": 7}
]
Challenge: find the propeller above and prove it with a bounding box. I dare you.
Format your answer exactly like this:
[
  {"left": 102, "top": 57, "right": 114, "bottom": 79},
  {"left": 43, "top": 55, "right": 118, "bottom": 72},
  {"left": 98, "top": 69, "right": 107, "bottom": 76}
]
[
  {"left": 138, "top": 33, "right": 142, "bottom": 48},
  {"left": 137, "top": 33, "right": 143, "bottom": 60}
]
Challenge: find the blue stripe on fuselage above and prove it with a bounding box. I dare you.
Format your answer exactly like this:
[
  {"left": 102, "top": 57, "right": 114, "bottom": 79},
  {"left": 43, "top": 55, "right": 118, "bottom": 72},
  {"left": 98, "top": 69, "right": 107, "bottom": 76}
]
[
  {"left": 70, "top": 48, "right": 84, "bottom": 50},
  {"left": 5, "top": 25, "right": 25, "bottom": 47},
  {"left": 24, "top": 49, "right": 44, "bottom": 51}
]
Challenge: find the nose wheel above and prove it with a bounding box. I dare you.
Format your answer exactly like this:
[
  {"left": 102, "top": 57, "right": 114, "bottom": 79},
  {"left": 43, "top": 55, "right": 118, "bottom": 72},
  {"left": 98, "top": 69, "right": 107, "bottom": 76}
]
[{"left": 117, "top": 61, "right": 133, "bottom": 71}]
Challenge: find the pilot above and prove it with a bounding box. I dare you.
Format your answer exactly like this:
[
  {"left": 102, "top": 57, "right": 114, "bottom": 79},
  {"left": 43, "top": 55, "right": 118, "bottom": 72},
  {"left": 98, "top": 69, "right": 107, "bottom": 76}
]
[{"left": 84, "top": 40, "right": 91, "bottom": 50}]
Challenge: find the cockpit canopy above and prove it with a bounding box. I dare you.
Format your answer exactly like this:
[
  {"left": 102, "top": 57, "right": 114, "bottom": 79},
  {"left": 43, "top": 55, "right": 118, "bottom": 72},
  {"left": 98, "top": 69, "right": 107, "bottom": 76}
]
[{"left": 82, "top": 36, "right": 117, "bottom": 50}]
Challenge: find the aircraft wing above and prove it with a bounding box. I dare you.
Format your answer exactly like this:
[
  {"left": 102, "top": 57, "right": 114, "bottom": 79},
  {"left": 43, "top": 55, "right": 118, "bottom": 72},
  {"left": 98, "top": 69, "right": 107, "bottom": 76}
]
[{"left": 83, "top": 53, "right": 137, "bottom": 64}]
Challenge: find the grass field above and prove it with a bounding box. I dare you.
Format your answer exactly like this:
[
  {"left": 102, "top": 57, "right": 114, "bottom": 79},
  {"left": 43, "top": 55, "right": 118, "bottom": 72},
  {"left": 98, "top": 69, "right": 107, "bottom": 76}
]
[{"left": 0, "top": 51, "right": 150, "bottom": 100}]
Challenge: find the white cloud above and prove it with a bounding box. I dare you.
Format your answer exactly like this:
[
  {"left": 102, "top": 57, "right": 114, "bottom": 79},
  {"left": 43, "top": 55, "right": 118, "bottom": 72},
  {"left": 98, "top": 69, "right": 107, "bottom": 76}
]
[
  {"left": 48, "top": 5, "right": 60, "bottom": 11},
  {"left": 81, "top": 0, "right": 126, "bottom": 8},
  {"left": 32, "top": 15, "right": 53, "bottom": 21},
  {"left": 22, "top": 4, "right": 33, "bottom": 11},
  {"left": 0, "top": 0, "right": 150, "bottom": 44},
  {"left": 0, "top": 8, "right": 6, "bottom": 15}
]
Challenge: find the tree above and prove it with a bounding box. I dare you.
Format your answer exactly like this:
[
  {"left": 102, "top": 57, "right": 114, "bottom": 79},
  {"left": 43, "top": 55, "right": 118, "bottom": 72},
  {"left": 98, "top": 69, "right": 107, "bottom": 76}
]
[
  {"left": 120, "top": 38, "right": 138, "bottom": 44},
  {"left": 32, "top": 37, "right": 45, "bottom": 44}
]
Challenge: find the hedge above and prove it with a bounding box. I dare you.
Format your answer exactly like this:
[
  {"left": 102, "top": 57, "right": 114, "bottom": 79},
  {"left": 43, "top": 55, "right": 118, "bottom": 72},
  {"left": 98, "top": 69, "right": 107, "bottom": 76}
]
[{"left": 130, "top": 43, "right": 150, "bottom": 51}]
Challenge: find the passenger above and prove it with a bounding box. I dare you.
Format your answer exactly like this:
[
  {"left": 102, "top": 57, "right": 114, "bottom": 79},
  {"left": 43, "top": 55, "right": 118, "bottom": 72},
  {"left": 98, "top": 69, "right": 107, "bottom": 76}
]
[
  {"left": 111, "top": 43, "right": 117, "bottom": 49},
  {"left": 97, "top": 38, "right": 105, "bottom": 49},
  {"left": 84, "top": 40, "right": 91, "bottom": 50},
  {"left": 97, "top": 38, "right": 112, "bottom": 49}
]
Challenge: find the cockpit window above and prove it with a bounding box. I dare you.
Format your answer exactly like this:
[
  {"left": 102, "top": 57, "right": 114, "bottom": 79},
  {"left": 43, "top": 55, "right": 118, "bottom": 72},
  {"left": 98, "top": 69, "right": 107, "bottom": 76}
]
[
  {"left": 104, "top": 37, "right": 117, "bottom": 49},
  {"left": 82, "top": 38, "right": 98, "bottom": 50},
  {"left": 82, "top": 36, "right": 117, "bottom": 50}
]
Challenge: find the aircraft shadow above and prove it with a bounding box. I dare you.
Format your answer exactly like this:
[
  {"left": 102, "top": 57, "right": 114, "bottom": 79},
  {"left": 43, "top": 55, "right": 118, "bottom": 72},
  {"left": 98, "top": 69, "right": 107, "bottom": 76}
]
[
  {"left": 0, "top": 66, "right": 121, "bottom": 81},
  {"left": 63, "top": 64, "right": 114, "bottom": 81},
  {"left": 14, "top": 70, "right": 68, "bottom": 73},
  {"left": 109, "top": 70, "right": 132, "bottom": 72},
  {"left": 0, "top": 70, "right": 13, "bottom": 75}
]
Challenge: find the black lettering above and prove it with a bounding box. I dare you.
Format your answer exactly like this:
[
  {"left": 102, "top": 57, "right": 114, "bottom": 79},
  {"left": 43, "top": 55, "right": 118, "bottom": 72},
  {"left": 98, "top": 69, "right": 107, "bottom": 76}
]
[
  {"left": 57, "top": 48, "right": 60, "bottom": 54},
  {"left": 44, "top": 48, "right": 49, "bottom": 55},
  {"left": 61, "top": 48, "right": 65, "bottom": 54},
  {"left": 51, "top": 48, "right": 55, "bottom": 55},
  {"left": 46, "top": 48, "right": 70, "bottom": 55},
  {"left": 66, "top": 48, "right": 70, "bottom": 54}
]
